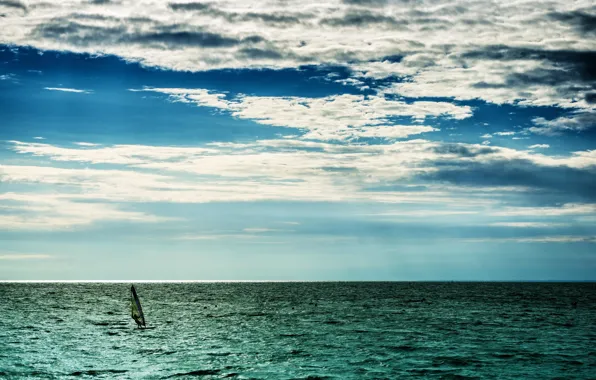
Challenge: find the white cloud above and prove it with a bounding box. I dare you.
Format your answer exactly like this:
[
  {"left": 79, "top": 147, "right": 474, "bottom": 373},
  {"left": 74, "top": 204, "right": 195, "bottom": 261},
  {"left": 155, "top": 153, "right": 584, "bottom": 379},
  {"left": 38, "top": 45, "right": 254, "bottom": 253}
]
[
  {"left": 0, "top": 0, "right": 592, "bottom": 117},
  {"left": 0, "top": 254, "right": 52, "bottom": 260},
  {"left": 490, "top": 222, "right": 568, "bottom": 228},
  {"left": 468, "top": 236, "right": 596, "bottom": 243},
  {"left": 242, "top": 228, "right": 289, "bottom": 233},
  {"left": 493, "top": 204, "right": 596, "bottom": 217},
  {"left": 33, "top": 136, "right": 45, "bottom": 140},
  {"left": 74, "top": 142, "right": 101, "bottom": 147},
  {"left": 494, "top": 131, "right": 516, "bottom": 136},
  {"left": 2, "top": 136, "right": 596, "bottom": 233},
  {"left": 0, "top": 0, "right": 591, "bottom": 114},
  {"left": 0, "top": 192, "right": 173, "bottom": 230},
  {"left": 528, "top": 144, "right": 550, "bottom": 149},
  {"left": 530, "top": 112, "right": 596, "bottom": 136},
  {"left": 44, "top": 87, "right": 91, "bottom": 94},
  {"left": 136, "top": 87, "right": 470, "bottom": 141},
  {"left": 370, "top": 210, "right": 478, "bottom": 217},
  {"left": 178, "top": 233, "right": 262, "bottom": 240}
]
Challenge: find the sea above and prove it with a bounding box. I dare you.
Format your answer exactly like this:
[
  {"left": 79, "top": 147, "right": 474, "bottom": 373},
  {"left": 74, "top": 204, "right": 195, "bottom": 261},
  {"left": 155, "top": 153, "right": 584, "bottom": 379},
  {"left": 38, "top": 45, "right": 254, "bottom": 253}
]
[{"left": 0, "top": 282, "right": 594, "bottom": 379}]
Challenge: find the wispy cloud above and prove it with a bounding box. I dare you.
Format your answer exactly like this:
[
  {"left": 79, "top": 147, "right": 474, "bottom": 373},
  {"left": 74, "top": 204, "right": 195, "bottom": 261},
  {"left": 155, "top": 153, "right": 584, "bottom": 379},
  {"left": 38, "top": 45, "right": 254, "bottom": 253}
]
[
  {"left": 530, "top": 113, "right": 596, "bottom": 135},
  {"left": 0, "top": 192, "right": 174, "bottom": 230},
  {"left": 492, "top": 204, "right": 596, "bottom": 217},
  {"left": 242, "top": 228, "right": 290, "bottom": 233},
  {"left": 5, "top": 138, "right": 596, "bottom": 208},
  {"left": 528, "top": 144, "right": 550, "bottom": 149},
  {"left": 489, "top": 222, "right": 568, "bottom": 228},
  {"left": 466, "top": 236, "right": 596, "bottom": 243},
  {"left": 135, "top": 87, "right": 470, "bottom": 141},
  {"left": 0, "top": 254, "right": 52, "bottom": 260},
  {"left": 0, "top": 73, "right": 17, "bottom": 81},
  {"left": 44, "top": 87, "right": 91, "bottom": 94},
  {"left": 74, "top": 142, "right": 101, "bottom": 146}
]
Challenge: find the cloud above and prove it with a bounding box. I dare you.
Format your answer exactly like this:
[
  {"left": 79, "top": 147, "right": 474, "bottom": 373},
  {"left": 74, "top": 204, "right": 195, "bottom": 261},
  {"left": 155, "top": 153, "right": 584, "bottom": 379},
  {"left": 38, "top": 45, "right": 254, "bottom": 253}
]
[
  {"left": 528, "top": 144, "right": 549, "bottom": 149},
  {"left": 5, "top": 136, "right": 596, "bottom": 214},
  {"left": 342, "top": 0, "right": 388, "bottom": 6},
  {"left": 549, "top": 10, "right": 596, "bottom": 36},
  {"left": 489, "top": 222, "right": 568, "bottom": 228},
  {"left": 44, "top": 87, "right": 91, "bottom": 94},
  {"left": 0, "top": 73, "right": 17, "bottom": 81},
  {"left": 0, "top": 0, "right": 591, "bottom": 119},
  {"left": 530, "top": 112, "right": 596, "bottom": 135},
  {"left": 242, "top": 228, "right": 290, "bottom": 233},
  {"left": 137, "top": 87, "right": 470, "bottom": 140},
  {"left": 178, "top": 234, "right": 262, "bottom": 240},
  {"left": 168, "top": 2, "right": 307, "bottom": 26},
  {"left": 492, "top": 203, "right": 596, "bottom": 216},
  {"left": 369, "top": 210, "right": 478, "bottom": 217},
  {"left": 168, "top": 3, "right": 212, "bottom": 12},
  {"left": 0, "top": 254, "right": 52, "bottom": 260},
  {"left": 320, "top": 10, "right": 401, "bottom": 27},
  {"left": 34, "top": 19, "right": 266, "bottom": 49},
  {"left": 0, "top": 192, "right": 173, "bottom": 230},
  {"left": 0, "top": 0, "right": 26, "bottom": 12},
  {"left": 467, "top": 235, "right": 596, "bottom": 243},
  {"left": 423, "top": 157, "right": 596, "bottom": 201}
]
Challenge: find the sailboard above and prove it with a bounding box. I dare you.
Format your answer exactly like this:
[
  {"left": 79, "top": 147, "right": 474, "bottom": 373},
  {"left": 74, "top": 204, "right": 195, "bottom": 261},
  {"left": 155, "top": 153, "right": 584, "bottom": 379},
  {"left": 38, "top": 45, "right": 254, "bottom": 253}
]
[{"left": 130, "top": 285, "right": 146, "bottom": 328}]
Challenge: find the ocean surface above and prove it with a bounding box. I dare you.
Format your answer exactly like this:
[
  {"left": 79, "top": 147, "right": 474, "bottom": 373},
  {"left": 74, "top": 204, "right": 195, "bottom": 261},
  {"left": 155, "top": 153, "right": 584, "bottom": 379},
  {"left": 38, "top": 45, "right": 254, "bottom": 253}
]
[{"left": 0, "top": 282, "right": 595, "bottom": 379}]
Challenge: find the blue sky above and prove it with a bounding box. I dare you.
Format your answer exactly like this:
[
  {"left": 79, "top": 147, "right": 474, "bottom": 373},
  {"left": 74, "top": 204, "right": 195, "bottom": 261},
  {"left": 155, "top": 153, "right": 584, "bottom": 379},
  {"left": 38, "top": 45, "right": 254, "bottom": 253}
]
[{"left": 0, "top": 0, "right": 595, "bottom": 280}]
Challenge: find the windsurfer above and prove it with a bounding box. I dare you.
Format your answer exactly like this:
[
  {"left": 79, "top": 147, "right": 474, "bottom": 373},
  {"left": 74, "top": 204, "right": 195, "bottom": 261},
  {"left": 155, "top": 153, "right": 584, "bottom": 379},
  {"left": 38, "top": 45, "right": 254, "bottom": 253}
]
[{"left": 133, "top": 314, "right": 143, "bottom": 328}]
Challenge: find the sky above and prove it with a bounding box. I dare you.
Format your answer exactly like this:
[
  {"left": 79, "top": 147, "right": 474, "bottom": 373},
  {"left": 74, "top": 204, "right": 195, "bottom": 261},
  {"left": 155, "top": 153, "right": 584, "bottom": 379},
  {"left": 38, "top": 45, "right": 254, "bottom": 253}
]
[{"left": 0, "top": 0, "right": 595, "bottom": 281}]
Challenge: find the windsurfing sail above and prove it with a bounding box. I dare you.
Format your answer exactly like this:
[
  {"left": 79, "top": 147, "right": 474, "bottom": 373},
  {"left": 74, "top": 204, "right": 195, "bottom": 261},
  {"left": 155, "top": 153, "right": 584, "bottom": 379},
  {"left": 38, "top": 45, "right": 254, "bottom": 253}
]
[{"left": 130, "top": 285, "right": 146, "bottom": 327}]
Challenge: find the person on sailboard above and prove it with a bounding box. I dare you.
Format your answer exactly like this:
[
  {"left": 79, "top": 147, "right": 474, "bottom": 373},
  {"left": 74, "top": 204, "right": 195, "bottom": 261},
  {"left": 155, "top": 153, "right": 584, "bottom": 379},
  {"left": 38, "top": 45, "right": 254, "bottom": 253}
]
[{"left": 132, "top": 313, "right": 143, "bottom": 328}]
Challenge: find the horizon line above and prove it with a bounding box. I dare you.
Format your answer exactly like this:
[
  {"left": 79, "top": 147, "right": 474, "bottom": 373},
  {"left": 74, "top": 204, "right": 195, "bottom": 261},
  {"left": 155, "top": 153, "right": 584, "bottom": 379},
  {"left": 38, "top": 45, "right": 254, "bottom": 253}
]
[{"left": 1, "top": 280, "right": 595, "bottom": 283}]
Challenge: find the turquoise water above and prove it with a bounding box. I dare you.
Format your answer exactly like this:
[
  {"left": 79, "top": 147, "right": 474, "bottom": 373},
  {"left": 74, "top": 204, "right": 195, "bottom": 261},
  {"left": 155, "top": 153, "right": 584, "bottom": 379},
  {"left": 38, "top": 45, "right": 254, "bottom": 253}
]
[{"left": 0, "top": 282, "right": 594, "bottom": 379}]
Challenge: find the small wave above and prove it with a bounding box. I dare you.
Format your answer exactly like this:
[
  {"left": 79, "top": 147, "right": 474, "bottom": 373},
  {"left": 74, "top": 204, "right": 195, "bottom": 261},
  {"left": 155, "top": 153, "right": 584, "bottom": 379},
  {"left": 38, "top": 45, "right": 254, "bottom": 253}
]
[
  {"left": 106, "top": 331, "right": 118, "bottom": 336},
  {"left": 70, "top": 369, "right": 127, "bottom": 376},
  {"left": 279, "top": 333, "right": 305, "bottom": 337},
  {"left": 90, "top": 321, "right": 110, "bottom": 326},
  {"left": 245, "top": 312, "right": 268, "bottom": 317},
  {"left": 564, "top": 360, "right": 584, "bottom": 366},
  {"left": 492, "top": 353, "right": 515, "bottom": 359},
  {"left": 166, "top": 369, "right": 220, "bottom": 377},
  {"left": 223, "top": 373, "right": 239, "bottom": 378},
  {"left": 385, "top": 344, "right": 417, "bottom": 352},
  {"left": 290, "top": 349, "right": 310, "bottom": 356},
  {"left": 323, "top": 320, "right": 342, "bottom": 325},
  {"left": 206, "top": 352, "right": 232, "bottom": 357},
  {"left": 205, "top": 313, "right": 233, "bottom": 318},
  {"left": 433, "top": 356, "right": 477, "bottom": 367}
]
